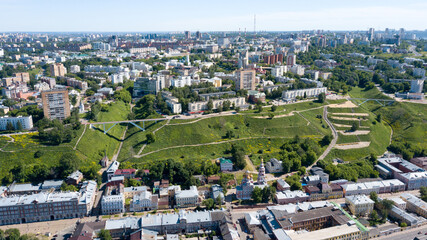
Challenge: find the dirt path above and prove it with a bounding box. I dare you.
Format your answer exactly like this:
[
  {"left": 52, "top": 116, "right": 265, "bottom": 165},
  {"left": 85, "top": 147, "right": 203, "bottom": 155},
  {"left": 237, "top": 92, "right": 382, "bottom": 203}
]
[
  {"left": 337, "top": 130, "right": 370, "bottom": 135},
  {"left": 328, "top": 100, "right": 358, "bottom": 108},
  {"left": 136, "top": 118, "right": 171, "bottom": 156},
  {"left": 330, "top": 116, "right": 368, "bottom": 121},
  {"left": 335, "top": 141, "right": 371, "bottom": 149},
  {"left": 73, "top": 124, "right": 87, "bottom": 150},
  {"left": 332, "top": 113, "right": 369, "bottom": 117},
  {"left": 112, "top": 125, "right": 128, "bottom": 162}
]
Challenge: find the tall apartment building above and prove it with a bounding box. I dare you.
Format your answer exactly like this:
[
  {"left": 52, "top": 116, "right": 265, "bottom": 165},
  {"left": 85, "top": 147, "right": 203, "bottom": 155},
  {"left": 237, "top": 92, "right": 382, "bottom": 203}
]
[
  {"left": 235, "top": 69, "right": 256, "bottom": 91},
  {"left": 185, "top": 31, "right": 191, "bottom": 39},
  {"left": 287, "top": 54, "right": 297, "bottom": 66},
  {"left": 70, "top": 65, "right": 81, "bottom": 73},
  {"left": 13, "top": 72, "right": 30, "bottom": 83},
  {"left": 133, "top": 77, "right": 165, "bottom": 97},
  {"left": 65, "top": 78, "right": 88, "bottom": 90},
  {"left": 50, "top": 63, "right": 67, "bottom": 77},
  {"left": 41, "top": 89, "right": 71, "bottom": 120}
]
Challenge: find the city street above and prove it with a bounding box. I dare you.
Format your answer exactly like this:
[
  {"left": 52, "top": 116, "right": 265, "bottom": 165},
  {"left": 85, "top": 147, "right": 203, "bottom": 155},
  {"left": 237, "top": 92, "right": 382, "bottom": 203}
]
[{"left": 374, "top": 225, "right": 427, "bottom": 240}]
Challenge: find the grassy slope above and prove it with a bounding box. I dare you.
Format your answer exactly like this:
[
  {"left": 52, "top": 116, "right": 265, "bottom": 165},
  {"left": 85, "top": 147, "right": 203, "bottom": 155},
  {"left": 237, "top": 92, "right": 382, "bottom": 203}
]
[
  {"left": 0, "top": 130, "right": 85, "bottom": 180},
  {"left": 120, "top": 100, "right": 334, "bottom": 166},
  {"left": 349, "top": 87, "right": 426, "bottom": 150},
  {"left": 0, "top": 101, "right": 131, "bottom": 181},
  {"left": 324, "top": 87, "right": 426, "bottom": 161},
  {"left": 77, "top": 101, "right": 130, "bottom": 160}
]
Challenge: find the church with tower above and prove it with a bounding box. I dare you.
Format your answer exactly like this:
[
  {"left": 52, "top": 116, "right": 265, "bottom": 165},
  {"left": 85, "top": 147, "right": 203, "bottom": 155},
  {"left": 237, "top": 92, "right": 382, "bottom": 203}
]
[{"left": 236, "top": 160, "right": 268, "bottom": 200}]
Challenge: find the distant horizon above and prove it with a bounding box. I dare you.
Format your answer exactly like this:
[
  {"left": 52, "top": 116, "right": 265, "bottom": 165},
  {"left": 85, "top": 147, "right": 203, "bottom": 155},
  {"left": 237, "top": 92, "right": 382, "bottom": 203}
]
[
  {"left": 0, "top": 0, "right": 426, "bottom": 32},
  {"left": 1, "top": 29, "right": 427, "bottom": 34}
]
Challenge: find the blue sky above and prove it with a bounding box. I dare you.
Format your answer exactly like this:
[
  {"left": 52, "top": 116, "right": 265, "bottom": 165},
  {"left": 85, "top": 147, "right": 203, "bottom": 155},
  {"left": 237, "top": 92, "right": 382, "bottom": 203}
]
[{"left": 1, "top": 0, "right": 426, "bottom": 32}]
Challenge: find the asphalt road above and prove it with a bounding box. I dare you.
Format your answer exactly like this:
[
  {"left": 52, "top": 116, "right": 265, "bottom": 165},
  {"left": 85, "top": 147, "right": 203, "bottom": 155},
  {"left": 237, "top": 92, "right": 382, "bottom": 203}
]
[{"left": 374, "top": 225, "right": 427, "bottom": 240}]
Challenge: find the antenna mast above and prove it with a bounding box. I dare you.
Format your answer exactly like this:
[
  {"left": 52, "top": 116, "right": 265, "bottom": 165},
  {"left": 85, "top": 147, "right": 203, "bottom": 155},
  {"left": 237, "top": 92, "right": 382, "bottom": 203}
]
[{"left": 254, "top": 14, "right": 256, "bottom": 36}]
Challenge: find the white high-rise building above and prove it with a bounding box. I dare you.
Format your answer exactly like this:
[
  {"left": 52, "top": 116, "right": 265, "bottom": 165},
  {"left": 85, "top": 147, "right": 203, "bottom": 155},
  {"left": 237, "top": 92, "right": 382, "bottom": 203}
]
[
  {"left": 70, "top": 65, "right": 81, "bottom": 73},
  {"left": 410, "top": 79, "right": 424, "bottom": 93}
]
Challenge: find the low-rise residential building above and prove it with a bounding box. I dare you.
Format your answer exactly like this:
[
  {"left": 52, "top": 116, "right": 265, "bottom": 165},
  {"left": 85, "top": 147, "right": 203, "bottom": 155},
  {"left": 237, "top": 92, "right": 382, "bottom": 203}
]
[
  {"left": 66, "top": 170, "right": 84, "bottom": 185},
  {"left": 389, "top": 197, "right": 407, "bottom": 210},
  {"left": 101, "top": 194, "right": 125, "bottom": 215},
  {"left": 342, "top": 179, "right": 405, "bottom": 196},
  {"left": 211, "top": 185, "right": 224, "bottom": 204},
  {"left": 0, "top": 181, "right": 96, "bottom": 226},
  {"left": 281, "top": 87, "right": 327, "bottom": 100},
  {"left": 0, "top": 115, "right": 33, "bottom": 131},
  {"left": 304, "top": 183, "right": 343, "bottom": 201},
  {"left": 65, "top": 78, "right": 88, "bottom": 90},
  {"left": 277, "top": 179, "right": 290, "bottom": 191},
  {"left": 130, "top": 190, "right": 158, "bottom": 212},
  {"left": 388, "top": 205, "right": 420, "bottom": 226},
  {"left": 124, "top": 186, "right": 149, "bottom": 199},
  {"left": 410, "top": 157, "right": 427, "bottom": 170},
  {"left": 188, "top": 97, "right": 245, "bottom": 112},
  {"left": 175, "top": 186, "right": 199, "bottom": 208},
  {"left": 103, "top": 210, "right": 228, "bottom": 236},
  {"left": 70, "top": 65, "right": 80, "bottom": 73},
  {"left": 275, "top": 190, "right": 309, "bottom": 204},
  {"left": 219, "top": 158, "right": 233, "bottom": 172},
  {"left": 114, "top": 169, "right": 136, "bottom": 179},
  {"left": 400, "top": 193, "right": 427, "bottom": 218},
  {"left": 346, "top": 195, "right": 375, "bottom": 217},
  {"left": 265, "top": 158, "right": 283, "bottom": 173},
  {"left": 106, "top": 161, "right": 120, "bottom": 181},
  {"left": 396, "top": 172, "right": 427, "bottom": 190}
]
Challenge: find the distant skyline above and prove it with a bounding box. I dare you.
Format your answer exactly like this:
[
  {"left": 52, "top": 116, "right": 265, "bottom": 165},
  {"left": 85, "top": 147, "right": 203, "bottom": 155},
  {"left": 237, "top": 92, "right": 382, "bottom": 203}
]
[{"left": 0, "top": 0, "right": 426, "bottom": 32}]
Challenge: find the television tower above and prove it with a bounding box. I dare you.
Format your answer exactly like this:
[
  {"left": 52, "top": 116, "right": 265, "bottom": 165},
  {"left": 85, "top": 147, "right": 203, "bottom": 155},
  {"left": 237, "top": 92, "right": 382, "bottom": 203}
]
[{"left": 254, "top": 14, "right": 256, "bottom": 35}]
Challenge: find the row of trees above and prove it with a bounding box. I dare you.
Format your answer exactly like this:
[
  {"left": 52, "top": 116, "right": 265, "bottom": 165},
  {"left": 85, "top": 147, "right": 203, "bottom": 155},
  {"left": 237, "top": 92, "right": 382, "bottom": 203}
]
[
  {"left": 0, "top": 228, "right": 39, "bottom": 240},
  {"left": 251, "top": 186, "right": 276, "bottom": 203}
]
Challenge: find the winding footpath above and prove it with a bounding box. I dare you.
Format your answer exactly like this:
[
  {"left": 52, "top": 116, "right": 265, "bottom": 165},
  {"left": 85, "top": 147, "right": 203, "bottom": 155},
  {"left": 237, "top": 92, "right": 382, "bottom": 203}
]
[
  {"left": 73, "top": 124, "right": 87, "bottom": 150},
  {"left": 309, "top": 106, "right": 338, "bottom": 169},
  {"left": 133, "top": 136, "right": 295, "bottom": 159}
]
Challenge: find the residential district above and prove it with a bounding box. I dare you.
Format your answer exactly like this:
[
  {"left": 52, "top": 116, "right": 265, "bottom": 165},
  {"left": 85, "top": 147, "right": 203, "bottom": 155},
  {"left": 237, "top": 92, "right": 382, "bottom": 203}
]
[{"left": 0, "top": 28, "right": 426, "bottom": 240}]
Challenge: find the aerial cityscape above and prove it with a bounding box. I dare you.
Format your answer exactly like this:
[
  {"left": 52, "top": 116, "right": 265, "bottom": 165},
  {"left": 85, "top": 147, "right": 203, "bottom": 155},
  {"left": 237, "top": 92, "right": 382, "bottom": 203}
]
[{"left": 0, "top": 1, "right": 426, "bottom": 240}]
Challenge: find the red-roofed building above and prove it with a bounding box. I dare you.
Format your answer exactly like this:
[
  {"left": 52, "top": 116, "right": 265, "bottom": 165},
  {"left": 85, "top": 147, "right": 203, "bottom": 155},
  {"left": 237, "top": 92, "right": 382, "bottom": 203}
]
[{"left": 114, "top": 169, "right": 136, "bottom": 179}]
